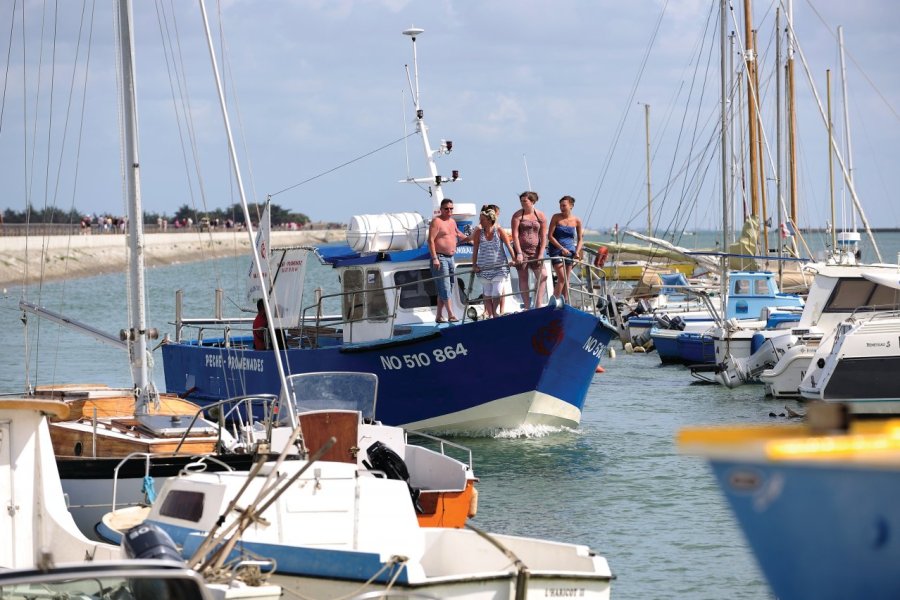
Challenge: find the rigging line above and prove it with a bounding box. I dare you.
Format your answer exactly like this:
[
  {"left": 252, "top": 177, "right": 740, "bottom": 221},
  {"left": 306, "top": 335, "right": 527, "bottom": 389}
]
[
  {"left": 54, "top": 0, "right": 95, "bottom": 388},
  {"left": 269, "top": 133, "right": 417, "bottom": 198},
  {"left": 163, "top": 0, "right": 214, "bottom": 222},
  {"left": 657, "top": 1, "right": 717, "bottom": 236},
  {"left": 583, "top": 0, "right": 669, "bottom": 227},
  {"left": 0, "top": 0, "right": 18, "bottom": 135},
  {"left": 796, "top": 0, "right": 900, "bottom": 125},
  {"left": 220, "top": 6, "right": 261, "bottom": 233}
]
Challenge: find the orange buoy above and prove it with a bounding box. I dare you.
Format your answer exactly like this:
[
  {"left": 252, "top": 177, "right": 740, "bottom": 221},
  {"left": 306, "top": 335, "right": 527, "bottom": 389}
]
[{"left": 595, "top": 365, "right": 605, "bottom": 373}]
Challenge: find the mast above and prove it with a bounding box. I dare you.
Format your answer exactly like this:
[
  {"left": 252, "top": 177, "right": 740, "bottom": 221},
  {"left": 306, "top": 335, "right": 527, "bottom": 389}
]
[
  {"left": 838, "top": 26, "right": 856, "bottom": 232},
  {"left": 728, "top": 30, "right": 736, "bottom": 244},
  {"left": 753, "top": 29, "right": 769, "bottom": 255},
  {"left": 115, "top": 0, "right": 155, "bottom": 415},
  {"left": 826, "top": 69, "right": 836, "bottom": 252},
  {"left": 399, "top": 28, "right": 456, "bottom": 217},
  {"left": 786, "top": 0, "right": 798, "bottom": 227},
  {"left": 743, "top": 0, "right": 761, "bottom": 229},
  {"left": 644, "top": 103, "right": 652, "bottom": 237},
  {"left": 776, "top": 8, "right": 784, "bottom": 280},
  {"left": 720, "top": 0, "right": 729, "bottom": 301},
  {"left": 787, "top": 15, "right": 882, "bottom": 262},
  {"left": 720, "top": 0, "right": 729, "bottom": 254}
]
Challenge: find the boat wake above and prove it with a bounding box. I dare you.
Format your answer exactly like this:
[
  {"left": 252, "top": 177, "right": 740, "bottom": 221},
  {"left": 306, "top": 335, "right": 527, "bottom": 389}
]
[{"left": 438, "top": 424, "right": 580, "bottom": 439}]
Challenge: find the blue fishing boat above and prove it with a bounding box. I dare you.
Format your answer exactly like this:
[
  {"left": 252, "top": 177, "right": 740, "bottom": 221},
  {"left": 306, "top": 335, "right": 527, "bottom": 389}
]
[
  {"left": 651, "top": 271, "right": 802, "bottom": 365},
  {"left": 160, "top": 28, "right": 616, "bottom": 432},
  {"left": 678, "top": 408, "right": 900, "bottom": 600}
]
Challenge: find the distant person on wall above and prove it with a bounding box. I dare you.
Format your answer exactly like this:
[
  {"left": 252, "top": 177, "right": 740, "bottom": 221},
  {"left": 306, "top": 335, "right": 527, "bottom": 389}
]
[
  {"left": 547, "top": 195, "right": 584, "bottom": 303},
  {"left": 428, "top": 198, "right": 467, "bottom": 323},
  {"left": 472, "top": 207, "right": 515, "bottom": 319},
  {"left": 253, "top": 298, "right": 268, "bottom": 350},
  {"left": 511, "top": 191, "right": 548, "bottom": 309}
]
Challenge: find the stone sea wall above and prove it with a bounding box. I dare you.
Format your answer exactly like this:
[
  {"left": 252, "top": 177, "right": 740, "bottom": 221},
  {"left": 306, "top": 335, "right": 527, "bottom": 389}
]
[{"left": 0, "top": 229, "right": 346, "bottom": 288}]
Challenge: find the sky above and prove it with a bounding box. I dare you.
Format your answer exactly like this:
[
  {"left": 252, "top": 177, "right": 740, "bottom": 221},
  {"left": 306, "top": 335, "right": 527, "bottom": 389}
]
[{"left": 2, "top": 0, "right": 899, "bottom": 236}]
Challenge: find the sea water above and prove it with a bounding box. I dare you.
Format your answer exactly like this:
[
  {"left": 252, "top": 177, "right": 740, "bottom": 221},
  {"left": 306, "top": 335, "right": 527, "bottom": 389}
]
[{"left": 3, "top": 230, "right": 900, "bottom": 599}]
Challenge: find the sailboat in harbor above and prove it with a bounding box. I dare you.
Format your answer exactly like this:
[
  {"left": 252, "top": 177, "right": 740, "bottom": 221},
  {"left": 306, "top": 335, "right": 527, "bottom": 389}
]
[
  {"left": 160, "top": 27, "right": 618, "bottom": 433},
  {"left": 10, "top": 0, "right": 291, "bottom": 540}
]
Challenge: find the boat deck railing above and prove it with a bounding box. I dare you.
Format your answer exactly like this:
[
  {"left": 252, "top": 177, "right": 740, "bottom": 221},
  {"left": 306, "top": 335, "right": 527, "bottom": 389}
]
[
  {"left": 172, "top": 254, "right": 614, "bottom": 348},
  {"left": 405, "top": 429, "right": 474, "bottom": 470},
  {"left": 173, "top": 394, "right": 281, "bottom": 455}
]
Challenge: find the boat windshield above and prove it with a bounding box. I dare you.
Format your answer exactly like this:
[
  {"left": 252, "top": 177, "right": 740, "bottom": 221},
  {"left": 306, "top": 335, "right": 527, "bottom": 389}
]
[{"left": 282, "top": 372, "right": 378, "bottom": 421}]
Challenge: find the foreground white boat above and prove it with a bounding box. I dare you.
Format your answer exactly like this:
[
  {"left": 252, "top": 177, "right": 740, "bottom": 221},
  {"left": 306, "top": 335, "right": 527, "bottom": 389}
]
[
  {"left": 100, "top": 454, "right": 613, "bottom": 599},
  {"left": 0, "top": 395, "right": 281, "bottom": 599}
]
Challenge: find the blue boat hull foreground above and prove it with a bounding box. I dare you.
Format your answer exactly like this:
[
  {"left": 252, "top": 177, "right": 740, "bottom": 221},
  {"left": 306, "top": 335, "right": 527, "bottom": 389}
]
[
  {"left": 162, "top": 303, "right": 617, "bottom": 432},
  {"left": 679, "top": 415, "right": 900, "bottom": 600},
  {"left": 707, "top": 459, "right": 900, "bottom": 600}
]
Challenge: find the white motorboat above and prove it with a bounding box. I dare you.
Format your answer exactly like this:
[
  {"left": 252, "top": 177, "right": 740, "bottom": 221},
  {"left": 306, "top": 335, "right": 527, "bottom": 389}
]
[
  {"left": 91, "top": 372, "right": 479, "bottom": 539},
  {"left": 799, "top": 310, "right": 900, "bottom": 414},
  {"left": 99, "top": 455, "right": 613, "bottom": 599},
  {"left": 750, "top": 263, "right": 900, "bottom": 397}
]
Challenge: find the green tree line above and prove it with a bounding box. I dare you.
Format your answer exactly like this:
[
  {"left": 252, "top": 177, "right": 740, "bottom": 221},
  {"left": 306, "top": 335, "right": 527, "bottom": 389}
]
[{"left": 2, "top": 203, "right": 310, "bottom": 226}]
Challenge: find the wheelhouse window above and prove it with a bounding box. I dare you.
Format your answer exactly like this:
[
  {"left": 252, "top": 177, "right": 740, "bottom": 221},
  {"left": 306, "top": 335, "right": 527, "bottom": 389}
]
[
  {"left": 754, "top": 278, "right": 769, "bottom": 295},
  {"left": 159, "top": 489, "right": 204, "bottom": 522},
  {"left": 395, "top": 269, "right": 437, "bottom": 309},
  {"left": 365, "top": 268, "right": 389, "bottom": 319},
  {"left": 342, "top": 269, "right": 365, "bottom": 321},
  {"left": 342, "top": 268, "right": 389, "bottom": 320},
  {"left": 824, "top": 279, "right": 900, "bottom": 312}
]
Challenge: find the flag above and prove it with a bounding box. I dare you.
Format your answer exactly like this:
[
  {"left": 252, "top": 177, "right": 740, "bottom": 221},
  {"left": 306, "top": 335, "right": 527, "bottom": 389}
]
[{"left": 246, "top": 202, "right": 271, "bottom": 304}]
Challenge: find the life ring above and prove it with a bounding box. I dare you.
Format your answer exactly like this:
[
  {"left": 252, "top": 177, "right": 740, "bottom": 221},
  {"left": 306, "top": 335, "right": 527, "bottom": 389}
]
[{"left": 594, "top": 246, "right": 609, "bottom": 267}]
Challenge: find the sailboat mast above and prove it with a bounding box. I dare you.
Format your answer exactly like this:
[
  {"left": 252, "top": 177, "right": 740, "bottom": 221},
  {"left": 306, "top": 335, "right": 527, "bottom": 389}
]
[
  {"left": 720, "top": 0, "right": 729, "bottom": 254},
  {"left": 838, "top": 26, "right": 856, "bottom": 232},
  {"left": 752, "top": 29, "right": 769, "bottom": 256},
  {"left": 644, "top": 103, "right": 652, "bottom": 237},
  {"left": 720, "top": 0, "right": 729, "bottom": 299},
  {"left": 197, "top": 0, "right": 296, "bottom": 430},
  {"left": 743, "top": 0, "right": 761, "bottom": 226},
  {"left": 826, "top": 69, "right": 836, "bottom": 252},
  {"left": 776, "top": 8, "right": 784, "bottom": 280},
  {"left": 786, "top": 0, "right": 798, "bottom": 228},
  {"left": 115, "top": 0, "right": 154, "bottom": 414}
]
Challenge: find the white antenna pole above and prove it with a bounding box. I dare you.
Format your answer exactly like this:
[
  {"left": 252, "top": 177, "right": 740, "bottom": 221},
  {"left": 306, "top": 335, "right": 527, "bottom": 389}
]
[
  {"left": 523, "top": 154, "right": 532, "bottom": 190},
  {"left": 401, "top": 27, "right": 449, "bottom": 216}
]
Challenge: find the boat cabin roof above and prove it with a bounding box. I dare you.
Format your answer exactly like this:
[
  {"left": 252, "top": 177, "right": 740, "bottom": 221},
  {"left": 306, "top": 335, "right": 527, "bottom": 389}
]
[{"left": 315, "top": 243, "right": 473, "bottom": 268}]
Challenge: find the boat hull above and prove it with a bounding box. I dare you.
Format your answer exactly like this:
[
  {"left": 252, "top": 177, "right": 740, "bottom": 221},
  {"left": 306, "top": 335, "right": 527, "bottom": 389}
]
[
  {"left": 707, "top": 458, "right": 900, "bottom": 600},
  {"left": 807, "top": 355, "right": 900, "bottom": 413},
  {"left": 162, "top": 304, "right": 616, "bottom": 432}
]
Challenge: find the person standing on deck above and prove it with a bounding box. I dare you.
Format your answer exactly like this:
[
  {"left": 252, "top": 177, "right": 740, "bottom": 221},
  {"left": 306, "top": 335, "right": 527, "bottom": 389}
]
[
  {"left": 428, "top": 198, "right": 467, "bottom": 323},
  {"left": 547, "top": 195, "right": 584, "bottom": 303},
  {"left": 511, "top": 191, "right": 548, "bottom": 309},
  {"left": 253, "top": 298, "right": 268, "bottom": 350},
  {"left": 472, "top": 207, "right": 515, "bottom": 318}
]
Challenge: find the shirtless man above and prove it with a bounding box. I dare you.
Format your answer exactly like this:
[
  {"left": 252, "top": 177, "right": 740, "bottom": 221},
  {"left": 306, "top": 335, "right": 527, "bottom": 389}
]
[{"left": 428, "top": 198, "right": 468, "bottom": 322}]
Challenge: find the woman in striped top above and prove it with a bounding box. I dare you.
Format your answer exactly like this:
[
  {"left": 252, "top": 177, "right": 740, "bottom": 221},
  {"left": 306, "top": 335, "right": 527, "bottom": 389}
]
[{"left": 472, "top": 207, "right": 516, "bottom": 318}]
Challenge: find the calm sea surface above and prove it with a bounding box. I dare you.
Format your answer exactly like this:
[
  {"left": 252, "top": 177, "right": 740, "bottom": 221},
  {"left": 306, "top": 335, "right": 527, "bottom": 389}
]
[{"left": 3, "top": 230, "right": 900, "bottom": 599}]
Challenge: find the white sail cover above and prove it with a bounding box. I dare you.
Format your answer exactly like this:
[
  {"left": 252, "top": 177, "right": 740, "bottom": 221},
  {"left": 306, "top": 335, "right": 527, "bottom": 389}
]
[
  {"left": 246, "top": 203, "right": 272, "bottom": 304},
  {"left": 268, "top": 248, "right": 310, "bottom": 328}
]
